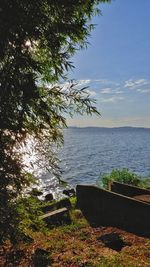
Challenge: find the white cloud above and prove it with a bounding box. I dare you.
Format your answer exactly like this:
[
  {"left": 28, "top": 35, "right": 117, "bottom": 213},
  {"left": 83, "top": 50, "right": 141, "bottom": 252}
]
[
  {"left": 95, "top": 79, "right": 119, "bottom": 86},
  {"left": 137, "top": 88, "right": 150, "bottom": 93},
  {"left": 77, "top": 79, "right": 91, "bottom": 86},
  {"left": 60, "top": 79, "right": 91, "bottom": 89},
  {"left": 85, "top": 89, "right": 97, "bottom": 96},
  {"left": 114, "top": 90, "right": 124, "bottom": 94},
  {"left": 100, "top": 96, "right": 125, "bottom": 103},
  {"left": 100, "top": 87, "right": 124, "bottom": 95},
  {"left": 100, "top": 88, "right": 113, "bottom": 94},
  {"left": 55, "top": 80, "right": 92, "bottom": 90},
  {"left": 124, "top": 79, "right": 149, "bottom": 89},
  {"left": 76, "top": 79, "right": 119, "bottom": 87}
]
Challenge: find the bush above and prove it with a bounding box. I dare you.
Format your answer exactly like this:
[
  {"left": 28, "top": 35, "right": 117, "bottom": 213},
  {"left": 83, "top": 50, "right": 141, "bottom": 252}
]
[{"left": 98, "top": 169, "right": 150, "bottom": 190}]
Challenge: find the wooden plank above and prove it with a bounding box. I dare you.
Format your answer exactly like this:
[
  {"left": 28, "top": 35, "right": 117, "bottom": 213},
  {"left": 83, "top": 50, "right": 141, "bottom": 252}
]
[
  {"left": 40, "top": 207, "right": 71, "bottom": 227},
  {"left": 133, "top": 194, "right": 150, "bottom": 204},
  {"left": 40, "top": 207, "right": 68, "bottom": 219}
]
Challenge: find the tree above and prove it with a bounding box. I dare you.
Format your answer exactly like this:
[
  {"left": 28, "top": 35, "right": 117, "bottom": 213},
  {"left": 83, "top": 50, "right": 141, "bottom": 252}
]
[{"left": 0, "top": 0, "right": 110, "bottom": 241}]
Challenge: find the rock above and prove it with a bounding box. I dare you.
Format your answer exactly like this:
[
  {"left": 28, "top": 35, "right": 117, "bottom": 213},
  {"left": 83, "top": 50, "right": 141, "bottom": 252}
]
[
  {"left": 58, "top": 198, "right": 72, "bottom": 209},
  {"left": 40, "top": 207, "right": 71, "bottom": 227},
  {"left": 63, "top": 188, "right": 76, "bottom": 197},
  {"left": 44, "top": 193, "right": 53, "bottom": 202},
  {"left": 32, "top": 248, "right": 52, "bottom": 267},
  {"left": 31, "top": 188, "right": 43, "bottom": 197}
]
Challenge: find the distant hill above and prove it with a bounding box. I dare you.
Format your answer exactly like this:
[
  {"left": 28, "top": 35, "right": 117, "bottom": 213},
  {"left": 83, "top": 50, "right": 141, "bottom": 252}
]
[{"left": 68, "top": 126, "right": 150, "bottom": 130}]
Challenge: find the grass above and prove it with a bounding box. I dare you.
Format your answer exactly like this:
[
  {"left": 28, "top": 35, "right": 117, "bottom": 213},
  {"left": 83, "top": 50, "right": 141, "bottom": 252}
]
[{"left": 0, "top": 199, "right": 150, "bottom": 267}]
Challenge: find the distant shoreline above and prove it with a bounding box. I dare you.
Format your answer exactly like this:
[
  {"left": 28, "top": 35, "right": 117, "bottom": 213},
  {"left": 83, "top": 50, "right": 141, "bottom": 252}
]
[{"left": 68, "top": 126, "right": 150, "bottom": 130}]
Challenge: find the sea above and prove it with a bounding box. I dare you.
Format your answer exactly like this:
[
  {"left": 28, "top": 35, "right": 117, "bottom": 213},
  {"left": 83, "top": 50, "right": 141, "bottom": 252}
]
[{"left": 40, "top": 127, "right": 150, "bottom": 198}]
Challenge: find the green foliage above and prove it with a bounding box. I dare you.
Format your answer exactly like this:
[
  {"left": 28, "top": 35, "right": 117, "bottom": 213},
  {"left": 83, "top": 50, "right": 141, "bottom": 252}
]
[
  {"left": 0, "top": 195, "right": 45, "bottom": 244},
  {"left": 0, "top": 0, "right": 111, "bottom": 242},
  {"left": 16, "top": 197, "right": 45, "bottom": 233},
  {"left": 58, "top": 209, "right": 88, "bottom": 235},
  {"left": 70, "top": 196, "right": 77, "bottom": 209},
  {"left": 100, "top": 168, "right": 150, "bottom": 190}
]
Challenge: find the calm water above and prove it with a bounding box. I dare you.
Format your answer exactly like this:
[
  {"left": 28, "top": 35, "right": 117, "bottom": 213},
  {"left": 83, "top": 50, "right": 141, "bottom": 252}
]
[{"left": 42, "top": 127, "right": 150, "bottom": 197}]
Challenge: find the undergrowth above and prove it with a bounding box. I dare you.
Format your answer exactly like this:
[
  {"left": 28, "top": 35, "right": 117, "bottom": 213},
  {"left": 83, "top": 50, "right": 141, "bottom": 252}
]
[{"left": 98, "top": 168, "right": 150, "bottom": 190}]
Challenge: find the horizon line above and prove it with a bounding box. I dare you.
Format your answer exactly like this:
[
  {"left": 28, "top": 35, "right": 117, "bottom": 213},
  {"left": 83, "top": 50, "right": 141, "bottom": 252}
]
[{"left": 67, "top": 126, "right": 150, "bottom": 129}]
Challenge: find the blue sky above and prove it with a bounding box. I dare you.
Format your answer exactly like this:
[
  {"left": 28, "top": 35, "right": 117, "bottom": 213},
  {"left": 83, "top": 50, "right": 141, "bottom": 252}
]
[{"left": 67, "top": 0, "right": 150, "bottom": 127}]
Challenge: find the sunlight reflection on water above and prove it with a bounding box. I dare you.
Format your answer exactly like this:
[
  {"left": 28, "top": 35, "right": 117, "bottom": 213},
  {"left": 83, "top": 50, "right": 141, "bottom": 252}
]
[{"left": 22, "top": 128, "right": 150, "bottom": 198}]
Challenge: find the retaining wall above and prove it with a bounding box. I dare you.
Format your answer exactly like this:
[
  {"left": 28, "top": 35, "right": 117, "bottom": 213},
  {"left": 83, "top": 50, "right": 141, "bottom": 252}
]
[
  {"left": 76, "top": 184, "right": 150, "bottom": 237},
  {"left": 111, "top": 181, "right": 150, "bottom": 197}
]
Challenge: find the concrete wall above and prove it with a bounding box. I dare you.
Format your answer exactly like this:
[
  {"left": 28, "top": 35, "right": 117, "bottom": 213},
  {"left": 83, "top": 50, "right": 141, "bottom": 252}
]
[
  {"left": 76, "top": 184, "right": 150, "bottom": 237},
  {"left": 111, "top": 181, "right": 150, "bottom": 197}
]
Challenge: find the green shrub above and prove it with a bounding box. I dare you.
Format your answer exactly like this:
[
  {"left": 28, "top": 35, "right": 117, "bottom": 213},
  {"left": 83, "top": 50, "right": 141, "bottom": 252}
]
[
  {"left": 98, "top": 169, "right": 150, "bottom": 190},
  {"left": 13, "top": 196, "right": 46, "bottom": 243}
]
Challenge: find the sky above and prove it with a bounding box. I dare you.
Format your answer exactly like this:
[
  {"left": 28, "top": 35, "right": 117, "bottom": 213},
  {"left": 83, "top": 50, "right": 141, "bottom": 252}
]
[{"left": 67, "top": 0, "right": 150, "bottom": 128}]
